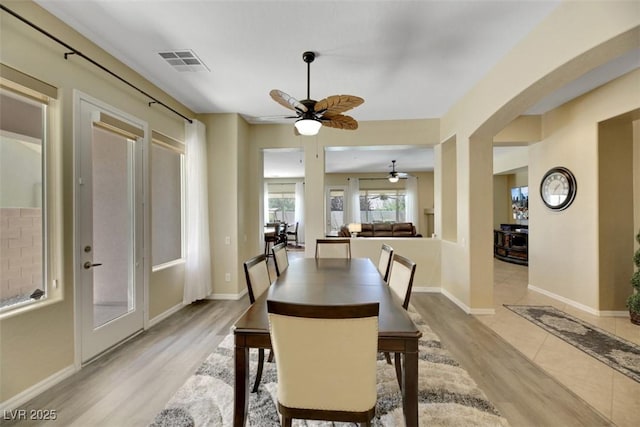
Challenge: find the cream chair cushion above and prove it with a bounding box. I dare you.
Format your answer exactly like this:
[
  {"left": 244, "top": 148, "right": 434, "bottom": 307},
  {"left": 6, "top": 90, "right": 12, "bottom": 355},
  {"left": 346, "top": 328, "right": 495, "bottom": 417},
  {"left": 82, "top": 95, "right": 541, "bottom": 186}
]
[
  {"left": 273, "top": 245, "right": 289, "bottom": 275},
  {"left": 377, "top": 245, "right": 393, "bottom": 279},
  {"left": 388, "top": 259, "right": 412, "bottom": 304},
  {"left": 247, "top": 260, "right": 271, "bottom": 299},
  {"left": 316, "top": 241, "right": 350, "bottom": 259},
  {"left": 268, "top": 314, "right": 378, "bottom": 412}
]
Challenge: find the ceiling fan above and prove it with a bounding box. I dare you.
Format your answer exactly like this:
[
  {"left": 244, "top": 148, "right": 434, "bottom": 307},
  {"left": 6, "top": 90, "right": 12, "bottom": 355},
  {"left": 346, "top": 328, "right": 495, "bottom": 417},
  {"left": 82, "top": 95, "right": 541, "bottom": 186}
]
[
  {"left": 269, "top": 51, "right": 364, "bottom": 136},
  {"left": 387, "top": 160, "right": 409, "bottom": 183}
]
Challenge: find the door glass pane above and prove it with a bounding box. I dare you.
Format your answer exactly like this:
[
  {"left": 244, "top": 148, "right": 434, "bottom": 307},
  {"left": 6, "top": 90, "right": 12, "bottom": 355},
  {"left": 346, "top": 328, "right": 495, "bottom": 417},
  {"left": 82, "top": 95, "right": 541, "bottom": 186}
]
[{"left": 92, "top": 127, "right": 134, "bottom": 328}]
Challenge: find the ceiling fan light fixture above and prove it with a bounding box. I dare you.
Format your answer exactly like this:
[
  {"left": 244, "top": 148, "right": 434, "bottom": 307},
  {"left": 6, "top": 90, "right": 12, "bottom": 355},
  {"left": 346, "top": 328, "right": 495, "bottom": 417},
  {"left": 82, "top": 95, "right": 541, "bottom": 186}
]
[
  {"left": 294, "top": 118, "right": 322, "bottom": 136},
  {"left": 388, "top": 175, "right": 400, "bottom": 183}
]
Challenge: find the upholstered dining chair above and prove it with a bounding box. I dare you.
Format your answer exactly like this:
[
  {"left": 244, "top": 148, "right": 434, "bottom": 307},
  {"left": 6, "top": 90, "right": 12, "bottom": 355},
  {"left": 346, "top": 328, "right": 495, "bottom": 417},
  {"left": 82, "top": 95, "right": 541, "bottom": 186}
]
[
  {"left": 386, "top": 253, "right": 417, "bottom": 387},
  {"left": 243, "top": 253, "right": 273, "bottom": 392},
  {"left": 286, "top": 222, "right": 299, "bottom": 247},
  {"left": 315, "top": 238, "right": 351, "bottom": 259},
  {"left": 272, "top": 242, "right": 289, "bottom": 277},
  {"left": 377, "top": 244, "right": 394, "bottom": 282},
  {"left": 267, "top": 300, "right": 379, "bottom": 426}
]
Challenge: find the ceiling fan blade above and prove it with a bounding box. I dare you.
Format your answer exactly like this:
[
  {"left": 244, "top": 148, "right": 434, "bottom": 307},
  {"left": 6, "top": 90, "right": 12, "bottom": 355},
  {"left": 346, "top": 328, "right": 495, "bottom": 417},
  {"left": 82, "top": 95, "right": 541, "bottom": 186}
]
[
  {"left": 315, "top": 95, "right": 364, "bottom": 115},
  {"left": 270, "top": 89, "right": 307, "bottom": 113},
  {"left": 252, "top": 114, "right": 298, "bottom": 121},
  {"left": 321, "top": 114, "right": 358, "bottom": 130}
]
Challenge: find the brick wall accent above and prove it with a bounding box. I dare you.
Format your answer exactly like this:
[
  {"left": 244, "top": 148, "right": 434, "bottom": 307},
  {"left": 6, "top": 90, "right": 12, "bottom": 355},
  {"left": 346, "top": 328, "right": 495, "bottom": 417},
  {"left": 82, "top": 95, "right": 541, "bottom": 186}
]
[{"left": 0, "top": 208, "right": 42, "bottom": 302}]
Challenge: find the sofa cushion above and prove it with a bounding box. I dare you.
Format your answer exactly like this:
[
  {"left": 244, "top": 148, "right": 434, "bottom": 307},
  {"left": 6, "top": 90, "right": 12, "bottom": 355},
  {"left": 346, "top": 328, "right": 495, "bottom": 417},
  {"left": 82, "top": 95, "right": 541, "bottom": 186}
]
[
  {"left": 392, "top": 222, "right": 415, "bottom": 237},
  {"left": 373, "top": 223, "right": 393, "bottom": 237}
]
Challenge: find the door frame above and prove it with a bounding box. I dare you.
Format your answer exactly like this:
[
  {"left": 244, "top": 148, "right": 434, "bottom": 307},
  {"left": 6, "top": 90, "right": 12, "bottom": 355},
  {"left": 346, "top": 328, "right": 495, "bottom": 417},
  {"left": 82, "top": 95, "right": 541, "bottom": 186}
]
[{"left": 73, "top": 91, "right": 150, "bottom": 367}]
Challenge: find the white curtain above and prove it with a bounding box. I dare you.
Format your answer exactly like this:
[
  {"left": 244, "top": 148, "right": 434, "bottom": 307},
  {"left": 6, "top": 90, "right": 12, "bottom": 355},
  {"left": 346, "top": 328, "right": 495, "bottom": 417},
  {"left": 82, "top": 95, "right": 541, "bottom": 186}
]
[
  {"left": 348, "top": 177, "right": 360, "bottom": 223},
  {"left": 294, "top": 181, "right": 305, "bottom": 244},
  {"left": 184, "top": 119, "right": 212, "bottom": 303},
  {"left": 264, "top": 181, "right": 270, "bottom": 223},
  {"left": 405, "top": 176, "right": 419, "bottom": 224}
]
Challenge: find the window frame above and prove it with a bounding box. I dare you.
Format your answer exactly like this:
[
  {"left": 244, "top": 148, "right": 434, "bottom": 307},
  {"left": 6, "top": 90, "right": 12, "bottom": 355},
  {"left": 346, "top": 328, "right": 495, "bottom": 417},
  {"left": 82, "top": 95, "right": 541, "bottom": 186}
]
[
  {"left": 150, "top": 133, "right": 186, "bottom": 271},
  {"left": 359, "top": 188, "right": 407, "bottom": 223},
  {"left": 0, "top": 70, "right": 62, "bottom": 319}
]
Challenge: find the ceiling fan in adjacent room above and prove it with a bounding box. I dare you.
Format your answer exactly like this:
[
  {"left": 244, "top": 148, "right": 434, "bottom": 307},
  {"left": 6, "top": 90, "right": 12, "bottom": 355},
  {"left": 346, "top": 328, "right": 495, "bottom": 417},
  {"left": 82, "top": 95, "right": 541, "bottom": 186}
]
[
  {"left": 387, "top": 160, "right": 409, "bottom": 182},
  {"left": 268, "top": 51, "right": 364, "bottom": 136}
]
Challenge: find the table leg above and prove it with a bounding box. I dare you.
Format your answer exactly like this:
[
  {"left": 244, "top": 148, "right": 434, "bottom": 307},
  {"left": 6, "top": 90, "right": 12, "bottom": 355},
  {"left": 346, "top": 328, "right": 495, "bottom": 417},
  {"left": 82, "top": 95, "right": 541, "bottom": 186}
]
[
  {"left": 234, "top": 345, "right": 249, "bottom": 427},
  {"left": 402, "top": 348, "right": 419, "bottom": 427}
]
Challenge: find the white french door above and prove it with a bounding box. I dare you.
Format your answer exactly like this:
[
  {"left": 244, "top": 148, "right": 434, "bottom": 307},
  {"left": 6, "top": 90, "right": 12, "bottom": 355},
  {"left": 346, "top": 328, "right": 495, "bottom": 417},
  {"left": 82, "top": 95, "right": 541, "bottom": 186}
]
[{"left": 76, "top": 96, "right": 145, "bottom": 363}]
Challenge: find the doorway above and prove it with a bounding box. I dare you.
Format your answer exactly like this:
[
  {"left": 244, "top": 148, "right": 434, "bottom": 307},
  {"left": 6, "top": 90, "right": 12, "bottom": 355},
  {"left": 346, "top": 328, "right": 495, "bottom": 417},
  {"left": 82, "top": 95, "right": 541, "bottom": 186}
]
[{"left": 75, "top": 96, "right": 145, "bottom": 364}]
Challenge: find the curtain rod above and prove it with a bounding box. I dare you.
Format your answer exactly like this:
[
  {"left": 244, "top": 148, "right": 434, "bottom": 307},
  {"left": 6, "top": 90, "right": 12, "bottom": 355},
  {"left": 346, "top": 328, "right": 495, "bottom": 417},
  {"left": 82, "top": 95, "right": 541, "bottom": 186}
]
[{"left": 1, "top": 4, "right": 193, "bottom": 124}]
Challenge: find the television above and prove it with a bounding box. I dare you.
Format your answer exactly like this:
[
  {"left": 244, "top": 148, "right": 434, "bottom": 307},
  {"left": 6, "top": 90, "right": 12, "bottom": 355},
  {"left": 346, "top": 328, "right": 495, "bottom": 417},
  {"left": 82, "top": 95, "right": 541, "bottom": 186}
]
[{"left": 511, "top": 186, "right": 528, "bottom": 221}]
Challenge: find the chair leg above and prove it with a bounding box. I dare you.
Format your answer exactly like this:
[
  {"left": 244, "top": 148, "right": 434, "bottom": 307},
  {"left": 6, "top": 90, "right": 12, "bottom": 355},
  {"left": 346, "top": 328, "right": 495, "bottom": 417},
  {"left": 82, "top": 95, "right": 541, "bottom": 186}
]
[
  {"left": 394, "top": 352, "right": 403, "bottom": 390},
  {"left": 282, "top": 416, "right": 292, "bottom": 427},
  {"left": 267, "top": 349, "right": 275, "bottom": 363},
  {"left": 384, "top": 351, "right": 392, "bottom": 365},
  {"left": 252, "top": 348, "right": 265, "bottom": 393}
]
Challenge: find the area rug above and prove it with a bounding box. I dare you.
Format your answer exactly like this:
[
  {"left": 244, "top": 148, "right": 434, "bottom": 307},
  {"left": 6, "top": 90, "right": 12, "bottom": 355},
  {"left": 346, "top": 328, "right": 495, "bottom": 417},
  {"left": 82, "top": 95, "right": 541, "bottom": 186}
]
[
  {"left": 150, "top": 307, "right": 509, "bottom": 426},
  {"left": 504, "top": 305, "right": 640, "bottom": 384}
]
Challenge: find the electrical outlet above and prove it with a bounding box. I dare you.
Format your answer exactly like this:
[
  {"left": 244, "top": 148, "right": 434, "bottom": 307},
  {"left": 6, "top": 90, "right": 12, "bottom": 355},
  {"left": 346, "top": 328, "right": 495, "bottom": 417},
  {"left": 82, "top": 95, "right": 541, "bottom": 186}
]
[
  {"left": 225, "top": 273, "right": 231, "bottom": 282},
  {"left": 225, "top": 236, "right": 231, "bottom": 245}
]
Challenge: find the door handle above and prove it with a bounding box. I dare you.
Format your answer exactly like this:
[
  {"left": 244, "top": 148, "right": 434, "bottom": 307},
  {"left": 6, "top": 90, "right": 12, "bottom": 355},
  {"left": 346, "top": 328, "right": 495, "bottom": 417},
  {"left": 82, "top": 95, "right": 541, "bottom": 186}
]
[{"left": 84, "top": 262, "right": 103, "bottom": 270}]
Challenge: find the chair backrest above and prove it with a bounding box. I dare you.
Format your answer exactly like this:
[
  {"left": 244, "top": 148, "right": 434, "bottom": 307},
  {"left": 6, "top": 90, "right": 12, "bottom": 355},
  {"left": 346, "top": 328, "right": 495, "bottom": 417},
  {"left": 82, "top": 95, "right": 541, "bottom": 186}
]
[
  {"left": 243, "top": 253, "right": 272, "bottom": 304},
  {"left": 387, "top": 254, "right": 417, "bottom": 309},
  {"left": 267, "top": 300, "right": 379, "bottom": 414},
  {"left": 377, "top": 244, "right": 394, "bottom": 282},
  {"left": 315, "top": 239, "right": 351, "bottom": 259},
  {"left": 272, "top": 242, "right": 289, "bottom": 276}
]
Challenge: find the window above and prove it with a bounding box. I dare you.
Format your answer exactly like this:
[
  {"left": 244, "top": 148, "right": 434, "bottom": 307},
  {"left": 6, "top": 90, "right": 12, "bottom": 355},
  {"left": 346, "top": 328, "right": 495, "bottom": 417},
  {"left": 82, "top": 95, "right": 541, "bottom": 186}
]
[
  {"left": 267, "top": 183, "right": 296, "bottom": 224},
  {"left": 327, "top": 188, "right": 345, "bottom": 233},
  {"left": 359, "top": 189, "right": 406, "bottom": 223},
  {"left": 151, "top": 132, "right": 185, "bottom": 268},
  {"left": 1, "top": 65, "right": 60, "bottom": 315}
]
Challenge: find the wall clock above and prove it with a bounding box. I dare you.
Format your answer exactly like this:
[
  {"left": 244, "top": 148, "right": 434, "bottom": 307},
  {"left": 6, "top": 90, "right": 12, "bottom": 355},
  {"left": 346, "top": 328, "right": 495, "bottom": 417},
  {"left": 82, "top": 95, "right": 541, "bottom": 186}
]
[{"left": 540, "top": 166, "right": 577, "bottom": 211}]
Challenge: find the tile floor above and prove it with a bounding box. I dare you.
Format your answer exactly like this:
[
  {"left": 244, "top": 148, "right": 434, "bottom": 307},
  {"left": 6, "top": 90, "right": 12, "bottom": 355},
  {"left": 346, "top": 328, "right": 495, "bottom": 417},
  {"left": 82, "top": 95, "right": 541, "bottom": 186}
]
[{"left": 477, "top": 259, "right": 640, "bottom": 427}]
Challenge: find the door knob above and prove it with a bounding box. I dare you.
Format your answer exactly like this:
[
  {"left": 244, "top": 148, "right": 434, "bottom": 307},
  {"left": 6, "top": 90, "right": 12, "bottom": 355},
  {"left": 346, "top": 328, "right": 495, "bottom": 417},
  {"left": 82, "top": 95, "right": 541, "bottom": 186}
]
[{"left": 84, "top": 262, "right": 103, "bottom": 269}]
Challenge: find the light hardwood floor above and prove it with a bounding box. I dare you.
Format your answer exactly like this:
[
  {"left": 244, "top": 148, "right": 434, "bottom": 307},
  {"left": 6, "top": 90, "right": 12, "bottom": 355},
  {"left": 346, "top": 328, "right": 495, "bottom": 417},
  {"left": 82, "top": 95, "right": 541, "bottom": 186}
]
[{"left": 4, "top": 251, "right": 613, "bottom": 426}]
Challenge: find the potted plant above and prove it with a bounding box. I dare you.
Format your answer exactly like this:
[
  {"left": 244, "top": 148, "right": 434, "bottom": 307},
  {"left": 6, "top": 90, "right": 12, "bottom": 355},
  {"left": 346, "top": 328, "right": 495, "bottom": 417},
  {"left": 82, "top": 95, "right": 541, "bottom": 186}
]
[{"left": 628, "top": 230, "right": 640, "bottom": 325}]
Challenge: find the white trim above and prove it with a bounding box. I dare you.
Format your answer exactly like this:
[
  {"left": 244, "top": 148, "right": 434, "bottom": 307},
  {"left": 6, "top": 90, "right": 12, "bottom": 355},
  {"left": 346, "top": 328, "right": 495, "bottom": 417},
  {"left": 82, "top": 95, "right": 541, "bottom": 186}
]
[
  {"left": 0, "top": 365, "right": 76, "bottom": 412},
  {"left": 207, "top": 288, "right": 248, "bottom": 301},
  {"left": 148, "top": 302, "right": 185, "bottom": 328},
  {"left": 412, "top": 286, "right": 441, "bottom": 293},
  {"left": 528, "top": 284, "right": 630, "bottom": 317},
  {"left": 151, "top": 258, "right": 186, "bottom": 273},
  {"left": 440, "top": 288, "right": 470, "bottom": 314},
  {"left": 599, "top": 311, "right": 629, "bottom": 317}
]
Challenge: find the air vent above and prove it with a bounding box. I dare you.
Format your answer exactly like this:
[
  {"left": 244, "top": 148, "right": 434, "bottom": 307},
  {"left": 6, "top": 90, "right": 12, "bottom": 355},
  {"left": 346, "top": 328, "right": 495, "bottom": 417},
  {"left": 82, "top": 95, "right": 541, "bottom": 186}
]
[{"left": 158, "top": 49, "right": 210, "bottom": 72}]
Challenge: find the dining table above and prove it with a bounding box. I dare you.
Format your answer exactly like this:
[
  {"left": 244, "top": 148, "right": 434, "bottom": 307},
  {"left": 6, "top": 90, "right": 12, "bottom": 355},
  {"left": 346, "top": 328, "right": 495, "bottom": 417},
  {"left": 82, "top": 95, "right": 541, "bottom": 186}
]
[{"left": 233, "top": 257, "right": 422, "bottom": 426}]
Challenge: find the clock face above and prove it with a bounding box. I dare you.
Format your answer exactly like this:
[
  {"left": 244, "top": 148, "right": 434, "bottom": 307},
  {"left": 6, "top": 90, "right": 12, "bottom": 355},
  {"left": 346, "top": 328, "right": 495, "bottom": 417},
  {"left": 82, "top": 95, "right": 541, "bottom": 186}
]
[{"left": 540, "top": 167, "right": 576, "bottom": 211}]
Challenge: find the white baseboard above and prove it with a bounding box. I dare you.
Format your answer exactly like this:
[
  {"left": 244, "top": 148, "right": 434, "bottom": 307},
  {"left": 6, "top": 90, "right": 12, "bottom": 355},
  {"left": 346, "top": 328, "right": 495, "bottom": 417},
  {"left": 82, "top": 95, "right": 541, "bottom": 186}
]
[
  {"left": 412, "top": 286, "right": 441, "bottom": 293},
  {"left": 0, "top": 365, "right": 76, "bottom": 412},
  {"left": 528, "top": 285, "right": 629, "bottom": 317},
  {"left": 207, "top": 288, "right": 247, "bottom": 300},
  {"left": 414, "top": 286, "right": 495, "bottom": 315},
  {"left": 148, "top": 302, "right": 185, "bottom": 328}
]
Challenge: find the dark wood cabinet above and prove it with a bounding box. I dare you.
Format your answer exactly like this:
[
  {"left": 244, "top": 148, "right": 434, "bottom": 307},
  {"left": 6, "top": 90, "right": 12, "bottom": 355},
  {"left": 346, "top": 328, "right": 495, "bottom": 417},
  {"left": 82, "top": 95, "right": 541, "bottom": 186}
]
[{"left": 494, "top": 224, "right": 528, "bottom": 265}]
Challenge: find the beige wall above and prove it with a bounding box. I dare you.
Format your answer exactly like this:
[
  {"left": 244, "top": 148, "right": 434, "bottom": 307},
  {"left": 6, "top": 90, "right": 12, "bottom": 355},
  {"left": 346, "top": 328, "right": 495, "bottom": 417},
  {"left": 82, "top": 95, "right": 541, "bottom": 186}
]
[
  {"left": 1, "top": 1, "right": 192, "bottom": 401},
  {"left": 437, "top": 1, "right": 639, "bottom": 312},
  {"left": 530, "top": 70, "right": 640, "bottom": 311},
  {"left": 2, "top": 0, "right": 638, "bottom": 407}
]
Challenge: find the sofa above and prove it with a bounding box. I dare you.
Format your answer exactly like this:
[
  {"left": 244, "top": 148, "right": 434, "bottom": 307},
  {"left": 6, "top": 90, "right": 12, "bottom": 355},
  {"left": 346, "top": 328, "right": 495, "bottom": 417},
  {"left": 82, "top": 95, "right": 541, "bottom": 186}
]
[{"left": 338, "top": 222, "right": 421, "bottom": 238}]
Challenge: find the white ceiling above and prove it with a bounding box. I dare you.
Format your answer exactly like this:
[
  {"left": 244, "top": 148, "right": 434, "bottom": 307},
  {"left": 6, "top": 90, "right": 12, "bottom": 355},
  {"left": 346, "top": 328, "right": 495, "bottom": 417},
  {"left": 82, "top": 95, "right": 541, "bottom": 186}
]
[{"left": 32, "top": 1, "right": 639, "bottom": 177}]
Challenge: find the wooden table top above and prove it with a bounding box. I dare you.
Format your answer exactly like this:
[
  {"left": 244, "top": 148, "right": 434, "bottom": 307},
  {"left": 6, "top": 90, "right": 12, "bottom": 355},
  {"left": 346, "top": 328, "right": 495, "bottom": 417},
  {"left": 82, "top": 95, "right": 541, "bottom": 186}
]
[{"left": 234, "top": 258, "right": 420, "bottom": 339}]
